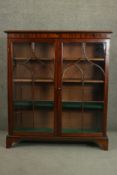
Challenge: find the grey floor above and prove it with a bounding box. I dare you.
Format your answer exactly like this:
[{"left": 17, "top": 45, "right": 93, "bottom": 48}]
[{"left": 0, "top": 131, "right": 117, "bottom": 175}]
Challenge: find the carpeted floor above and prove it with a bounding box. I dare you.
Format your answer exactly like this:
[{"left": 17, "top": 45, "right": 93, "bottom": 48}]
[{"left": 0, "top": 131, "right": 117, "bottom": 175}]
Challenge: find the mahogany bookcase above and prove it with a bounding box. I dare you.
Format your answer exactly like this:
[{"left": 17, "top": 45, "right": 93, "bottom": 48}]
[{"left": 5, "top": 30, "right": 112, "bottom": 149}]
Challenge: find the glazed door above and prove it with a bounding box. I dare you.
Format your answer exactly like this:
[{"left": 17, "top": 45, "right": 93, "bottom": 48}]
[
  {"left": 12, "top": 40, "right": 57, "bottom": 135},
  {"left": 61, "top": 40, "right": 106, "bottom": 136}
]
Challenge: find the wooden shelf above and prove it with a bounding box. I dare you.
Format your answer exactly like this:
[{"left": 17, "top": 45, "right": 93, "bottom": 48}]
[
  {"left": 14, "top": 79, "right": 104, "bottom": 84},
  {"left": 63, "top": 79, "right": 104, "bottom": 83},
  {"left": 14, "top": 128, "right": 100, "bottom": 133},
  {"left": 14, "top": 57, "right": 54, "bottom": 61},
  {"left": 13, "top": 79, "right": 54, "bottom": 83},
  {"left": 14, "top": 57, "right": 104, "bottom": 62},
  {"left": 63, "top": 58, "right": 104, "bottom": 61},
  {"left": 62, "top": 101, "right": 104, "bottom": 103},
  {"left": 62, "top": 128, "right": 100, "bottom": 133}
]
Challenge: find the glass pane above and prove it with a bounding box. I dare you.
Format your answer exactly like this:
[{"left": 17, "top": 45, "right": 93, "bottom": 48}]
[
  {"left": 13, "top": 42, "right": 55, "bottom": 133},
  {"left": 62, "top": 109, "right": 102, "bottom": 133},
  {"left": 62, "top": 84, "right": 104, "bottom": 102},
  {"left": 62, "top": 42, "right": 105, "bottom": 134}
]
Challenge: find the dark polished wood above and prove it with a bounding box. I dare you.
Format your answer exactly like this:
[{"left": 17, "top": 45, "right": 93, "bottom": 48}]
[
  {"left": 5, "top": 30, "right": 112, "bottom": 149},
  {"left": 6, "top": 135, "right": 108, "bottom": 150},
  {"left": 5, "top": 30, "right": 112, "bottom": 39},
  {"left": 5, "top": 30, "right": 112, "bottom": 33}
]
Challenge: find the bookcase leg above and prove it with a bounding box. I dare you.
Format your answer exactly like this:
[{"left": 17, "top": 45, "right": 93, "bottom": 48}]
[
  {"left": 96, "top": 138, "right": 108, "bottom": 150},
  {"left": 6, "top": 136, "right": 13, "bottom": 148},
  {"left": 6, "top": 136, "right": 20, "bottom": 148}
]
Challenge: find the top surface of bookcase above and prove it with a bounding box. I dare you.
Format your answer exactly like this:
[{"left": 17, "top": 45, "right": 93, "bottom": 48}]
[{"left": 5, "top": 30, "right": 112, "bottom": 33}]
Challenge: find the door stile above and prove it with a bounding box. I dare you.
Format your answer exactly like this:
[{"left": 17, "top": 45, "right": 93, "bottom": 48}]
[
  {"left": 7, "top": 38, "right": 14, "bottom": 135},
  {"left": 103, "top": 40, "right": 110, "bottom": 136},
  {"left": 54, "top": 40, "right": 62, "bottom": 136}
]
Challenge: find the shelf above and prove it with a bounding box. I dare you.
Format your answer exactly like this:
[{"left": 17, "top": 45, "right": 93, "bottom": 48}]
[
  {"left": 63, "top": 58, "right": 104, "bottom": 61},
  {"left": 14, "top": 57, "right": 54, "bottom": 61},
  {"left": 14, "top": 128, "right": 100, "bottom": 133},
  {"left": 14, "top": 101, "right": 104, "bottom": 110},
  {"left": 14, "top": 101, "right": 54, "bottom": 109},
  {"left": 13, "top": 79, "right": 54, "bottom": 83},
  {"left": 62, "top": 101, "right": 104, "bottom": 109},
  {"left": 14, "top": 128, "right": 53, "bottom": 133},
  {"left": 14, "top": 57, "right": 104, "bottom": 62},
  {"left": 62, "top": 128, "right": 100, "bottom": 133},
  {"left": 63, "top": 80, "right": 104, "bottom": 84},
  {"left": 14, "top": 79, "right": 104, "bottom": 84}
]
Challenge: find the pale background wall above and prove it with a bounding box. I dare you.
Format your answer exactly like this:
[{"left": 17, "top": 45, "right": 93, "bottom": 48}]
[{"left": 0, "top": 0, "right": 117, "bottom": 130}]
